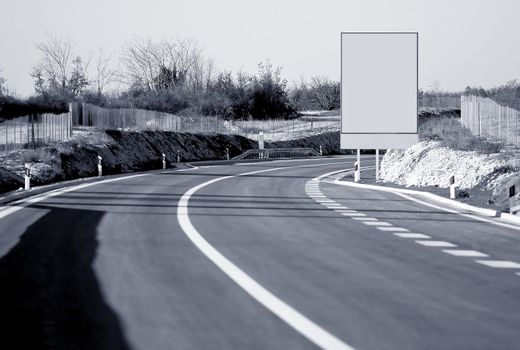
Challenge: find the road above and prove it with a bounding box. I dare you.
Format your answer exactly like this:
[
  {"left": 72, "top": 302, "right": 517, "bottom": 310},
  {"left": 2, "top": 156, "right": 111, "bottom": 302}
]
[{"left": 0, "top": 156, "right": 519, "bottom": 350}]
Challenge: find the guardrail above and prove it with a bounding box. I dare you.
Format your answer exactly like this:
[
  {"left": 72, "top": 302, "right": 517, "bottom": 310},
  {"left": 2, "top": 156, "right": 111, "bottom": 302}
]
[{"left": 232, "top": 148, "right": 321, "bottom": 160}]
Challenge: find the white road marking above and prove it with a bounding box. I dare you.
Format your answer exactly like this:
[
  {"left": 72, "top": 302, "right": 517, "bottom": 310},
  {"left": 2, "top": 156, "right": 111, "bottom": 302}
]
[
  {"left": 416, "top": 240, "right": 457, "bottom": 247},
  {"left": 362, "top": 221, "right": 392, "bottom": 226},
  {"left": 0, "top": 173, "right": 148, "bottom": 220},
  {"left": 328, "top": 206, "right": 349, "bottom": 210},
  {"left": 394, "top": 233, "right": 431, "bottom": 239},
  {"left": 376, "top": 227, "right": 409, "bottom": 232},
  {"left": 393, "top": 192, "right": 520, "bottom": 232},
  {"left": 316, "top": 199, "right": 335, "bottom": 203},
  {"left": 475, "top": 260, "right": 520, "bottom": 268},
  {"left": 442, "top": 250, "right": 489, "bottom": 257},
  {"left": 334, "top": 209, "right": 354, "bottom": 213},
  {"left": 352, "top": 217, "right": 378, "bottom": 221},
  {"left": 341, "top": 212, "right": 366, "bottom": 217},
  {"left": 177, "top": 165, "right": 355, "bottom": 350}
]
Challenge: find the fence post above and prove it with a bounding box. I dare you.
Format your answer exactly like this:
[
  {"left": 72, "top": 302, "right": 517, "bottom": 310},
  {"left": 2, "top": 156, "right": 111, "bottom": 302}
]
[{"left": 477, "top": 99, "right": 481, "bottom": 136}]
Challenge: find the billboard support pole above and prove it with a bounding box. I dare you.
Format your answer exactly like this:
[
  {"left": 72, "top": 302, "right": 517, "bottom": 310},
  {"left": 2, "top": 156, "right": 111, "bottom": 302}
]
[
  {"left": 375, "top": 149, "right": 379, "bottom": 181},
  {"left": 354, "top": 149, "right": 361, "bottom": 182}
]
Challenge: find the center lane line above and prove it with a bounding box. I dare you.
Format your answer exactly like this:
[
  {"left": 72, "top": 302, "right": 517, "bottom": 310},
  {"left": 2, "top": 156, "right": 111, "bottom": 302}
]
[{"left": 178, "top": 163, "right": 356, "bottom": 350}]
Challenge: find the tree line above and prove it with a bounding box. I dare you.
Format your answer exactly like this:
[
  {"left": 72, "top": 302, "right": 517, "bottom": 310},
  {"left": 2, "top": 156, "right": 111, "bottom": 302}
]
[{"left": 0, "top": 35, "right": 341, "bottom": 119}]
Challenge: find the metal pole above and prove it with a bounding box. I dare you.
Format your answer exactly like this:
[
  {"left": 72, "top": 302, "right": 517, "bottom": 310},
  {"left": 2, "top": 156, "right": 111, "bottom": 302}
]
[
  {"left": 375, "top": 149, "right": 379, "bottom": 181},
  {"left": 355, "top": 149, "right": 361, "bottom": 182}
]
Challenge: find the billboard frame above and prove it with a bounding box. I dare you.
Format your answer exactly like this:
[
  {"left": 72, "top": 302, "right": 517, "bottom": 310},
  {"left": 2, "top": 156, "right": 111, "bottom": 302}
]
[{"left": 340, "top": 31, "right": 419, "bottom": 149}]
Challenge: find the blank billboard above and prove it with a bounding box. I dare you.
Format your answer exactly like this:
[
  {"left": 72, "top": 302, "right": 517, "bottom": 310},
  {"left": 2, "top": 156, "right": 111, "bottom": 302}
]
[{"left": 340, "top": 32, "right": 418, "bottom": 149}]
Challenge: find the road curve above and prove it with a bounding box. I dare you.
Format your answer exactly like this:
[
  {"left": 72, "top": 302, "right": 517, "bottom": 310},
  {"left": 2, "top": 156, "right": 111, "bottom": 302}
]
[{"left": 0, "top": 156, "right": 519, "bottom": 350}]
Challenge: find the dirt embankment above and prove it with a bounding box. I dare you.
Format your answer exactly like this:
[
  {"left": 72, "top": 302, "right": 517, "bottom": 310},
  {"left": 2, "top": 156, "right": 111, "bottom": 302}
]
[
  {"left": 380, "top": 140, "right": 520, "bottom": 211},
  {"left": 0, "top": 130, "right": 346, "bottom": 194}
]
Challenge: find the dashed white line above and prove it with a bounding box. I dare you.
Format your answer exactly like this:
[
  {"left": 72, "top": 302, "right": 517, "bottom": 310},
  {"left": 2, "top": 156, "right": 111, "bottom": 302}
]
[
  {"left": 416, "top": 240, "right": 457, "bottom": 247},
  {"left": 475, "top": 260, "right": 520, "bottom": 268},
  {"left": 442, "top": 250, "right": 489, "bottom": 257},
  {"left": 376, "top": 227, "right": 409, "bottom": 232},
  {"left": 394, "top": 233, "right": 431, "bottom": 239},
  {"left": 362, "top": 221, "right": 392, "bottom": 226},
  {"left": 340, "top": 212, "right": 366, "bottom": 217},
  {"left": 352, "top": 217, "right": 378, "bottom": 221}
]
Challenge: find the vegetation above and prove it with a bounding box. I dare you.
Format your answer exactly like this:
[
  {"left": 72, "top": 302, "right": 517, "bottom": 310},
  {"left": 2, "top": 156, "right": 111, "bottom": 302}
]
[
  {"left": 419, "top": 116, "right": 503, "bottom": 153},
  {"left": 289, "top": 77, "right": 340, "bottom": 111},
  {"left": 464, "top": 80, "right": 520, "bottom": 110}
]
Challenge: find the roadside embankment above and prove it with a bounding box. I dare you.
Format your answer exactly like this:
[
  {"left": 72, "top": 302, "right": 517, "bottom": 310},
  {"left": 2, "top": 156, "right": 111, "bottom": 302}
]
[
  {"left": 0, "top": 129, "right": 346, "bottom": 194},
  {"left": 379, "top": 140, "right": 520, "bottom": 211}
]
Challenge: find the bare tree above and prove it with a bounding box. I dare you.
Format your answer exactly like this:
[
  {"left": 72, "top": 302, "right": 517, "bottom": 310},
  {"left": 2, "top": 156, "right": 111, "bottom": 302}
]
[
  {"left": 308, "top": 76, "right": 340, "bottom": 110},
  {"left": 120, "top": 37, "right": 158, "bottom": 91},
  {"left": 93, "top": 48, "right": 116, "bottom": 97},
  {"left": 120, "top": 37, "right": 203, "bottom": 92},
  {"left": 35, "top": 34, "right": 74, "bottom": 92}
]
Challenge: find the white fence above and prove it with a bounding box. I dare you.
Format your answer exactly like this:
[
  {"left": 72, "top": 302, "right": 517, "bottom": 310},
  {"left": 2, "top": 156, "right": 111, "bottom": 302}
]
[
  {"left": 0, "top": 112, "right": 72, "bottom": 152},
  {"left": 461, "top": 95, "right": 520, "bottom": 146}
]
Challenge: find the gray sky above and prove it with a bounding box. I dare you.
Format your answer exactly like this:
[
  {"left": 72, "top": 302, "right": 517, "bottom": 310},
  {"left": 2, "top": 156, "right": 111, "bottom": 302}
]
[{"left": 1, "top": 0, "right": 519, "bottom": 96}]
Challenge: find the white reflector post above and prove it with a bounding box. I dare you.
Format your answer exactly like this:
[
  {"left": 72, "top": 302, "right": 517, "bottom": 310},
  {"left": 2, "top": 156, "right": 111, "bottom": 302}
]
[{"left": 340, "top": 32, "right": 418, "bottom": 149}]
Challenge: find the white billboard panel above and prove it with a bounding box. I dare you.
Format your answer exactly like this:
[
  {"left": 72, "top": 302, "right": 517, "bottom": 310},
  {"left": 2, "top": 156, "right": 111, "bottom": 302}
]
[{"left": 340, "top": 32, "right": 418, "bottom": 149}]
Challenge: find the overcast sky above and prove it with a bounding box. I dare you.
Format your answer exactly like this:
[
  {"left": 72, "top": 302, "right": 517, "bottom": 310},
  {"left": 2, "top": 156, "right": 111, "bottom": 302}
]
[{"left": 1, "top": 0, "right": 519, "bottom": 96}]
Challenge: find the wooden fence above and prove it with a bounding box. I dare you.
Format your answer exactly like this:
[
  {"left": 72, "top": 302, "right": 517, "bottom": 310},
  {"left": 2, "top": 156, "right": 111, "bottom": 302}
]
[
  {"left": 461, "top": 95, "right": 520, "bottom": 146},
  {"left": 0, "top": 112, "right": 72, "bottom": 152},
  {"left": 71, "top": 103, "right": 340, "bottom": 140}
]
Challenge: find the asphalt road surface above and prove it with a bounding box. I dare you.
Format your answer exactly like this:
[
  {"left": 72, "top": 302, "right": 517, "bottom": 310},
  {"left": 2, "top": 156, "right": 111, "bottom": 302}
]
[{"left": 0, "top": 156, "right": 519, "bottom": 350}]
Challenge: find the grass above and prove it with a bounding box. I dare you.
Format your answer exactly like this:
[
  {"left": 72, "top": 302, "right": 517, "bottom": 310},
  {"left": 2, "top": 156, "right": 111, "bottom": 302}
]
[{"left": 419, "top": 116, "right": 504, "bottom": 153}]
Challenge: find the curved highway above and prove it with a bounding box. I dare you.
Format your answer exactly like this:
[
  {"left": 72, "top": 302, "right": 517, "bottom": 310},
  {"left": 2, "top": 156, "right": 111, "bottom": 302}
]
[{"left": 0, "top": 156, "right": 519, "bottom": 350}]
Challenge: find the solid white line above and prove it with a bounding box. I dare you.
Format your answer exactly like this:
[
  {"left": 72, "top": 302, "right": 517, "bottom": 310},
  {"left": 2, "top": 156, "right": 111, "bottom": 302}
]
[
  {"left": 0, "top": 173, "right": 148, "bottom": 220},
  {"left": 176, "top": 165, "right": 354, "bottom": 350},
  {"left": 376, "top": 227, "right": 409, "bottom": 232},
  {"left": 475, "top": 260, "right": 520, "bottom": 268},
  {"left": 329, "top": 173, "right": 520, "bottom": 231},
  {"left": 394, "top": 233, "right": 431, "bottom": 239},
  {"left": 442, "top": 250, "right": 489, "bottom": 257},
  {"left": 416, "top": 240, "right": 457, "bottom": 247}
]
